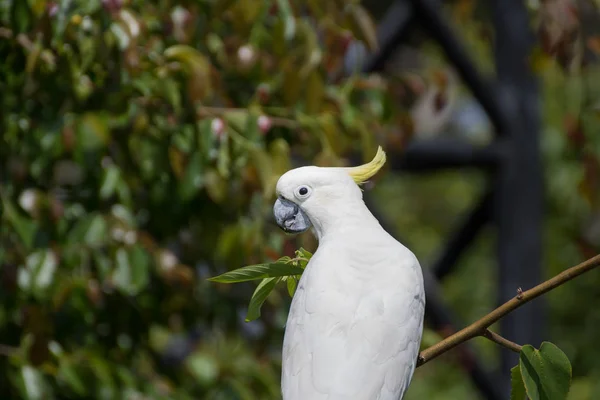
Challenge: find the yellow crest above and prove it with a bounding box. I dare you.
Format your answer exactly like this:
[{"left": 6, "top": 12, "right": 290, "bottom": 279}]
[{"left": 344, "top": 146, "right": 387, "bottom": 184}]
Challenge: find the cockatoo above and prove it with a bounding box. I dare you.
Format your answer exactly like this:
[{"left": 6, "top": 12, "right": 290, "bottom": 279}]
[{"left": 273, "top": 147, "right": 425, "bottom": 400}]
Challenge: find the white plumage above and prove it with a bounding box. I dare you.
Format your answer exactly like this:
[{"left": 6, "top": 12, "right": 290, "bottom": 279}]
[{"left": 274, "top": 154, "right": 425, "bottom": 400}]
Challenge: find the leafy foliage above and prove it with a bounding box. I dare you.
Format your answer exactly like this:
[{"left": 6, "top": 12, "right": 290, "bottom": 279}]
[
  {"left": 0, "top": 0, "right": 389, "bottom": 398},
  {"left": 211, "top": 248, "right": 311, "bottom": 322}
]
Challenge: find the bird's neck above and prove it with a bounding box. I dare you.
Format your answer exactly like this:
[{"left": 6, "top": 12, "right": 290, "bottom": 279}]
[{"left": 310, "top": 201, "right": 381, "bottom": 242}]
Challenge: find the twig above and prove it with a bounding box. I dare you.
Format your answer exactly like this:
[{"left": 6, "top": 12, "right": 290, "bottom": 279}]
[
  {"left": 481, "top": 329, "right": 522, "bottom": 353},
  {"left": 197, "top": 106, "right": 299, "bottom": 129},
  {"left": 417, "top": 253, "right": 600, "bottom": 367}
]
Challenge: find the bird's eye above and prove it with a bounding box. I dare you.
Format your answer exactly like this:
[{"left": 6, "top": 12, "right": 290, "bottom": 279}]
[{"left": 295, "top": 185, "right": 311, "bottom": 199}]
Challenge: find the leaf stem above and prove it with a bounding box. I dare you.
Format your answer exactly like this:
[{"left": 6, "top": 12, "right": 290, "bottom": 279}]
[
  {"left": 417, "top": 254, "right": 600, "bottom": 367},
  {"left": 481, "top": 329, "right": 522, "bottom": 353}
]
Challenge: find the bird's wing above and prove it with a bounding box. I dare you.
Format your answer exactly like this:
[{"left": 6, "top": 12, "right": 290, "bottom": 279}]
[{"left": 282, "top": 243, "right": 425, "bottom": 400}]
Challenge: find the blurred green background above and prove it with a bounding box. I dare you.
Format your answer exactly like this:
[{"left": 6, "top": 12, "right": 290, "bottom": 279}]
[{"left": 1, "top": 0, "right": 599, "bottom": 399}]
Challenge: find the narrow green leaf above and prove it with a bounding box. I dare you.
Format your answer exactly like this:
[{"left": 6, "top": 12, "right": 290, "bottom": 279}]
[
  {"left": 58, "top": 361, "right": 87, "bottom": 396},
  {"left": 88, "top": 355, "right": 116, "bottom": 399},
  {"left": 305, "top": 70, "right": 324, "bottom": 114},
  {"left": 20, "top": 365, "right": 46, "bottom": 400},
  {"left": 295, "top": 247, "right": 313, "bottom": 269},
  {"left": 67, "top": 214, "right": 107, "bottom": 247},
  {"left": 276, "top": 0, "right": 296, "bottom": 41},
  {"left": 208, "top": 263, "right": 304, "bottom": 283},
  {"left": 128, "top": 245, "right": 150, "bottom": 294},
  {"left": 99, "top": 165, "right": 121, "bottom": 200},
  {"left": 520, "top": 342, "right": 572, "bottom": 400},
  {"left": 297, "top": 247, "right": 313, "bottom": 258},
  {"left": 346, "top": 4, "right": 378, "bottom": 51},
  {"left": 113, "top": 246, "right": 150, "bottom": 296},
  {"left": 18, "top": 249, "right": 58, "bottom": 296},
  {"left": 1, "top": 195, "right": 37, "bottom": 249},
  {"left": 113, "top": 248, "right": 132, "bottom": 294},
  {"left": 164, "top": 45, "right": 212, "bottom": 102},
  {"left": 511, "top": 365, "right": 527, "bottom": 400},
  {"left": 179, "top": 151, "right": 205, "bottom": 201},
  {"left": 229, "top": 377, "right": 255, "bottom": 400},
  {"left": 12, "top": 0, "right": 32, "bottom": 33},
  {"left": 245, "top": 278, "right": 279, "bottom": 322},
  {"left": 286, "top": 276, "right": 297, "bottom": 297},
  {"left": 31, "top": 249, "right": 58, "bottom": 292}
]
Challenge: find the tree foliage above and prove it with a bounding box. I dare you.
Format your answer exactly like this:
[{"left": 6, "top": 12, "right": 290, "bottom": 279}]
[{"left": 0, "top": 0, "right": 405, "bottom": 397}]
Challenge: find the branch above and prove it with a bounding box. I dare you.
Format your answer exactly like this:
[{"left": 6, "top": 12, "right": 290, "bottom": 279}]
[
  {"left": 196, "top": 106, "right": 299, "bottom": 129},
  {"left": 417, "top": 253, "right": 600, "bottom": 367}
]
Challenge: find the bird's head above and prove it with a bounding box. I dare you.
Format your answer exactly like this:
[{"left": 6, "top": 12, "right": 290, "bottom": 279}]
[{"left": 273, "top": 147, "right": 386, "bottom": 238}]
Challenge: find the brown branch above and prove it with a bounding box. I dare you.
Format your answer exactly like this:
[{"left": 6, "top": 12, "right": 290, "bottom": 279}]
[
  {"left": 417, "top": 253, "right": 600, "bottom": 367},
  {"left": 481, "top": 329, "right": 522, "bottom": 353}
]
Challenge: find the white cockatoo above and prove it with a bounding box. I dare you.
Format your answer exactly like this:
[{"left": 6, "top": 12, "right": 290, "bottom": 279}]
[{"left": 273, "top": 147, "right": 425, "bottom": 400}]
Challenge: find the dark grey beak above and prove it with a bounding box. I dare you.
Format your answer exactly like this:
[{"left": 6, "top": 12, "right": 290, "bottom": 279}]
[{"left": 273, "top": 197, "right": 312, "bottom": 234}]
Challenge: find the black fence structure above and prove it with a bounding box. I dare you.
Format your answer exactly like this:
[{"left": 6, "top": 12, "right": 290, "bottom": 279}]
[{"left": 353, "top": 0, "right": 544, "bottom": 398}]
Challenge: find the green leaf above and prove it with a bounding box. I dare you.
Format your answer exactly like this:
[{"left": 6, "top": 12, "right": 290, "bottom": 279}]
[
  {"left": 229, "top": 377, "right": 255, "bottom": 400},
  {"left": 76, "top": 113, "right": 109, "bottom": 151},
  {"left": 179, "top": 151, "right": 205, "bottom": 201},
  {"left": 276, "top": 0, "right": 296, "bottom": 41},
  {"left": 20, "top": 365, "right": 47, "bottom": 400},
  {"left": 11, "top": 0, "right": 31, "bottom": 33},
  {"left": 208, "top": 262, "right": 304, "bottom": 283},
  {"left": 186, "top": 353, "right": 220, "bottom": 385},
  {"left": 305, "top": 70, "right": 324, "bottom": 114},
  {"left": 223, "top": 109, "right": 249, "bottom": 133},
  {"left": 58, "top": 361, "right": 87, "bottom": 396},
  {"left": 67, "top": 214, "right": 107, "bottom": 247},
  {"left": 282, "top": 63, "right": 303, "bottom": 105},
  {"left": 18, "top": 249, "right": 58, "bottom": 297},
  {"left": 204, "top": 169, "right": 228, "bottom": 203},
  {"left": 511, "top": 365, "right": 527, "bottom": 400},
  {"left": 245, "top": 278, "right": 280, "bottom": 322},
  {"left": 294, "top": 247, "right": 313, "bottom": 269},
  {"left": 519, "top": 342, "right": 572, "bottom": 400},
  {"left": 286, "top": 275, "right": 297, "bottom": 297},
  {"left": 1, "top": 194, "right": 37, "bottom": 249},
  {"left": 99, "top": 165, "right": 122, "bottom": 200},
  {"left": 111, "top": 205, "right": 137, "bottom": 227},
  {"left": 88, "top": 355, "right": 116, "bottom": 399},
  {"left": 31, "top": 249, "right": 58, "bottom": 292},
  {"left": 164, "top": 45, "right": 212, "bottom": 102},
  {"left": 112, "top": 246, "right": 150, "bottom": 296},
  {"left": 148, "top": 325, "right": 171, "bottom": 353},
  {"left": 346, "top": 4, "right": 378, "bottom": 52},
  {"left": 296, "top": 247, "right": 313, "bottom": 259},
  {"left": 129, "top": 245, "right": 150, "bottom": 291}
]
